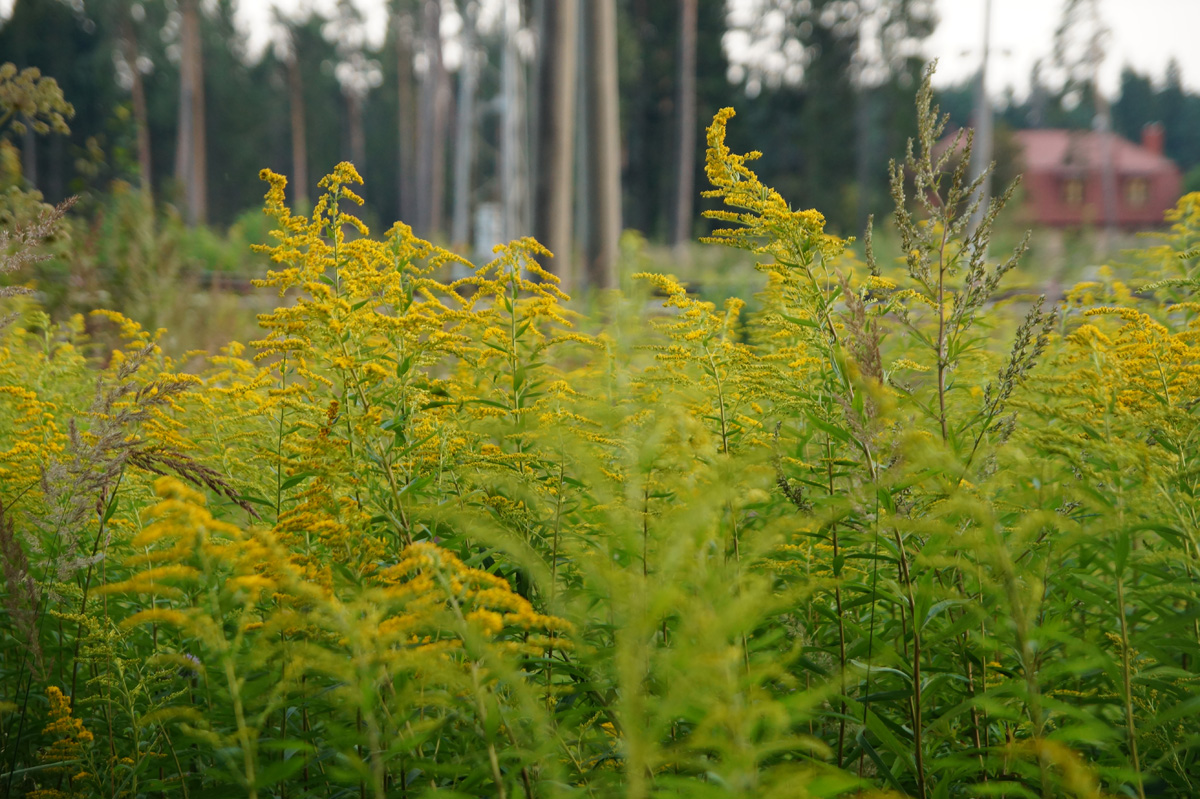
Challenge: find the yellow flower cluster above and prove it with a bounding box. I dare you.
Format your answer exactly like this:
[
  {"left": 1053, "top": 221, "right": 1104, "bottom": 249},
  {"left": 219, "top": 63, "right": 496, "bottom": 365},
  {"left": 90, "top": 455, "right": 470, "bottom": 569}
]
[
  {"left": 702, "top": 107, "right": 846, "bottom": 265},
  {"left": 378, "top": 542, "right": 570, "bottom": 649},
  {"left": 27, "top": 687, "right": 94, "bottom": 799}
]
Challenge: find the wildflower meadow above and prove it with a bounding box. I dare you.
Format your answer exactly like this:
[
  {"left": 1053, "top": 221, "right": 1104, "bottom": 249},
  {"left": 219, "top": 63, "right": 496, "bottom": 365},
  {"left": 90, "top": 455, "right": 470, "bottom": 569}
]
[{"left": 4, "top": 64, "right": 1200, "bottom": 799}]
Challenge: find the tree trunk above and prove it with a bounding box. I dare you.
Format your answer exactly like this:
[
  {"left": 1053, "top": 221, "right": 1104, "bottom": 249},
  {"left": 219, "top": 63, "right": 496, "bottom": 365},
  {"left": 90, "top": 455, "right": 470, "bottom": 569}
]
[
  {"left": 670, "top": 0, "right": 698, "bottom": 250},
  {"left": 394, "top": 4, "right": 417, "bottom": 225},
  {"left": 347, "top": 90, "right": 366, "bottom": 172},
  {"left": 174, "top": 16, "right": 191, "bottom": 201},
  {"left": 533, "top": 0, "right": 577, "bottom": 277},
  {"left": 286, "top": 40, "right": 309, "bottom": 208},
  {"left": 854, "top": 86, "right": 875, "bottom": 232},
  {"left": 415, "top": 0, "right": 446, "bottom": 239},
  {"left": 572, "top": 13, "right": 590, "bottom": 275},
  {"left": 120, "top": 11, "right": 152, "bottom": 197},
  {"left": 584, "top": 0, "right": 620, "bottom": 289},
  {"left": 21, "top": 122, "right": 36, "bottom": 189},
  {"left": 500, "top": 0, "right": 529, "bottom": 242},
  {"left": 175, "top": 0, "right": 206, "bottom": 225},
  {"left": 450, "top": 0, "right": 479, "bottom": 248}
]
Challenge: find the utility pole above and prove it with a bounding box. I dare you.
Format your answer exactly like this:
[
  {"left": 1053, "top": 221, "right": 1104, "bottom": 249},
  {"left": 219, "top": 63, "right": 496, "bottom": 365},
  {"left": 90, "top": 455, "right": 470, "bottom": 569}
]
[
  {"left": 1054, "top": 0, "right": 1115, "bottom": 248},
  {"left": 1088, "top": 4, "right": 1117, "bottom": 242}
]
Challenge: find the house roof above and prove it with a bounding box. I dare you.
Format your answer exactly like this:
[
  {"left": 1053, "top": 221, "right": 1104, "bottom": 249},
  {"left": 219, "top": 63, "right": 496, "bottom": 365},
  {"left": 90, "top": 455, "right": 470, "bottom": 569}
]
[{"left": 1012, "top": 129, "right": 1177, "bottom": 176}]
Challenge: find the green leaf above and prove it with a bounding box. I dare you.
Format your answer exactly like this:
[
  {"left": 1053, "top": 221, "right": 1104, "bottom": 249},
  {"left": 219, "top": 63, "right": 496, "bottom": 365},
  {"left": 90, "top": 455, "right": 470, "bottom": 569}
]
[
  {"left": 102, "top": 495, "right": 120, "bottom": 524},
  {"left": 279, "top": 471, "right": 318, "bottom": 491},
  {"left": 862, "top": 707, "right": 917, "bottom": 779},
  {"left": 234, "top": 492, "right": 274, "bottom": 508},
  {"left": 252, "top": 754, "right": 309, "bottom": 789},
  {"left": 855, "top": 728, "right": 906, "bottom": 793},
  {"left": 922, "top": 598, "right": 968, "bottom": 630}
]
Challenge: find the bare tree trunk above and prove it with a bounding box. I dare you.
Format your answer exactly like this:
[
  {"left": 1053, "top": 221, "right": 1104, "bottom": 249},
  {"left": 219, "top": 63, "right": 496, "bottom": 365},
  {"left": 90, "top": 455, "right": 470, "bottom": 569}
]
[
  {"left": 450, "top": 1, "right": 479, "bottom": 247},
  {"left": 572, "top": 13, "right": 590, "bottom": 287},
  {"left": 21, "top": 122, "right": 36, "bottom": 189},
  {"left": 347, "top": 91, "right": 366, "bottom": 171},
  {"left": 533, "top": 0, "right": 577, "bottom": 277},
  {"left": 174, "top": 22, "right": 191, "bottom": 199},
  {"left": 188, "top": 0, "right": 206, "bottom": 225},
  {"left": 854, "top": 87, "right": 871, "bottom": 232},
  {"left": 286, "top": 41, "right": 309, "bottom": 208},
  {"left": 1097, "top": 94, "right": 1118, "bottom": 245},
  {"left": 394, "top": 4, "right": 417, "bottom": 225},
  {"left": 670, "top": 0, "right": 698, "bottom": 250},
  {"left": 432, "top": 32, "right": 450, "bottom": 238},
  {"left": 415, "top": 0, "right": 447, "bottom": 238},
  {"left": 176, "top": 0, "right": 206, "bottom": 225},
  {"left": 500, "top": 0, "right": 529, "bottom": 242},
  {"left": 584, "top": 0, "right": 620, "bottom": 289},
  {"left": 120, "top": 12, "right": 152, "bottom": 196}
]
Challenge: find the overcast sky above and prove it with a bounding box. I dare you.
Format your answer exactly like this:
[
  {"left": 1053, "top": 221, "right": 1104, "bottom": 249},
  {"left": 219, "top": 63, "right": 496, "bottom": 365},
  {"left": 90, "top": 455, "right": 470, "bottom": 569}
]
[
  {"left": 243, "top": 0, "right": 1200, "bottom": 98},
  {"left": 3, "top": 0, "right": 1199, "bottom": 98},
  {"left": 928, "top": 0, "right": 1200, "bottom": 98}
]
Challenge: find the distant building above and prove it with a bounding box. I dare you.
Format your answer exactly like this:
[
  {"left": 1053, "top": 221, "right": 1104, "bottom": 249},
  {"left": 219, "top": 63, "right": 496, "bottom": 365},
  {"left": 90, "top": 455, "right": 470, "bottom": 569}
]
[{"left": 1011, "top": 125, "right": 1181, "bottom": 229}]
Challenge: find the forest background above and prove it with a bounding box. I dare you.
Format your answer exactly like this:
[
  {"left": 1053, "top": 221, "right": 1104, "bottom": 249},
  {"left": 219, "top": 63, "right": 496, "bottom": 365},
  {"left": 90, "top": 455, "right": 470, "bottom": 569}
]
[{"left": 4, "top": 0, "right": 1200, "bottom": 314}]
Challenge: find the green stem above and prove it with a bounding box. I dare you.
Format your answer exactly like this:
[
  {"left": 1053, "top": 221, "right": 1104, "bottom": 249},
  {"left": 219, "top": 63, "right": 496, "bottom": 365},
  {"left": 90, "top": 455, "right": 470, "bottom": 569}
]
[{"left": 1115, "top": 572, "right": 1146, "bottom": 799}]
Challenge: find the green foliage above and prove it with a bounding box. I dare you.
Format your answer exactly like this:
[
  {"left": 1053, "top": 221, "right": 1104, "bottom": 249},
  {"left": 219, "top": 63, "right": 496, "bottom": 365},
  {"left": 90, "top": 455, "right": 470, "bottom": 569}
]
[
  {"left": 3, "top": 65, "right": 1200, "bottom": 799},
  {"left": 0, "top": 63, "right": 72, "bottom": 141}
]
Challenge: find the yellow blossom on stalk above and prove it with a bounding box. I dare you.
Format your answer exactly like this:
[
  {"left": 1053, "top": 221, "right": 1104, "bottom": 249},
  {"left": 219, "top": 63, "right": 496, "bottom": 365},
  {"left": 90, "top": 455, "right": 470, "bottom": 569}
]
[
  {"left": 103, "top": 478, "right": 282, "bottom": 611},
  {"left": 632, "top": 271, "right": 765, "bottom": 453},
  {"left": 30, "top": 686, "right": 94, "bottom": 798},
  {"left": 374, "top": 542, "right": 570, "bottom": 653},
  {"left": 1072, "top": 306, "right": 1200, "bottom": 415},
  {"left": 865, "top": 274, "right": 898, "bottom": 292},
  {"left": 701, "top": 107, "right": 846, "bottom": 264},
  {"left": 0, "top": 385, "right": 65, "bottom": 486},
  {"left": 247, "top": 165, "right": 485, "bottom": 562}
]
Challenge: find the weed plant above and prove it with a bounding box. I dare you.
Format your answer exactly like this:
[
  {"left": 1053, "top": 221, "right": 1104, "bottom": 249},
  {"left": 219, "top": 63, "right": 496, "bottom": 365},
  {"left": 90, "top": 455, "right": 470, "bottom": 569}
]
[{"left": 3, "top": 65, "right": 1200, "bottom": 798}]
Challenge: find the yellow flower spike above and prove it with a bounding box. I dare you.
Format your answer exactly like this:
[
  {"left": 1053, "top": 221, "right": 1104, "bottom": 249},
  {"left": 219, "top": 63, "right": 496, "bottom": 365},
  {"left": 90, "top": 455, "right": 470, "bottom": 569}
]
[
  {"left": 36, "top": 686, "right": 93, "bottom": 788},
  {"left": 120, "top": 608, "right": 190, "bottom": 629}
]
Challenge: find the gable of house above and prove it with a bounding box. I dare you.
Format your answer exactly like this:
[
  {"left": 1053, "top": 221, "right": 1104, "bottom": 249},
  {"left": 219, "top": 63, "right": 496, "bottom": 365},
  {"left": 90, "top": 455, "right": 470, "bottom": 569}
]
[{"left": 1012, "top": 128, "right": 1181, "bottom": 228}]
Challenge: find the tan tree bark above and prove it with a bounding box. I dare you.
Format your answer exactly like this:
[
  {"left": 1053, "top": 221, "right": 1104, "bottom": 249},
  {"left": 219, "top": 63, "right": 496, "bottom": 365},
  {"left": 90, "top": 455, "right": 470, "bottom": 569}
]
[
  {"left": 393, "top": 3, "right": 417, "bottom": 225},
  {"left": 120, "top": 10, "right": 152, "bottom": 197},
  {"left": 21, "top": 122, "right": 36, "bottom": 188},
  {"left": 450, "top": 0, "right": 479, "bottom": 247},
  {"left": 533, "top": 0, "right": 577, "bottom": 279},
  {"left": 415, "top": 0, "right": 447, "bottom": 238},
  {"left": 670, "top": 0, "right": 698, "bottom": 250},
  {"left": 285, "top": 33, "right": 309, "bottom": 208},
  {"left": 499, "top": 0, "right": 528, "bottom": 242},
  {"left": 175, "top": 0, "right": 206, "bottom": 225},
  {"left": 347, "top": 90, "right": 366, "bottom": 171},
  {"left": 584, "top": 0, "right": 620, "bottom": 289}
]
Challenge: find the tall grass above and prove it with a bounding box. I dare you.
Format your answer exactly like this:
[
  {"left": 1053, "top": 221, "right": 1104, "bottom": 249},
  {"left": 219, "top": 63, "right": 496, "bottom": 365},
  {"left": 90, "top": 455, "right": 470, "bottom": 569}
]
[{"left": 2, "top": 65, "right": 1200, "bottom": 798}]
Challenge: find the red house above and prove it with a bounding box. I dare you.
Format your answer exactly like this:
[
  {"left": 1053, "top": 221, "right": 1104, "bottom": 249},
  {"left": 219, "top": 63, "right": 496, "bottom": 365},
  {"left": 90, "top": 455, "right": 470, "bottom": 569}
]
[{"left": 1011, "top": 125, "right": 1181, "bottom": 229}]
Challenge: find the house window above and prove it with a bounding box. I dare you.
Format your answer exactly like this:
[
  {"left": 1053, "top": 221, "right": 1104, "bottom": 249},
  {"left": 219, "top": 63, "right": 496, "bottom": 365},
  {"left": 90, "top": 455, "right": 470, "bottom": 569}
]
[
  {"left": 1064, "top": 179, "right": 1084, "bottom": 207},
  {"left": 1126, "top": 177, "right": 1148, "bottom": 208}
]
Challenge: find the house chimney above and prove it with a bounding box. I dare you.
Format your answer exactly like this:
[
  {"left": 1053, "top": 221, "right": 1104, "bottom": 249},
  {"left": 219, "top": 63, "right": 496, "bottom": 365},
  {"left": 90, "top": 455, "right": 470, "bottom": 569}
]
[{"left": 1142, "top": 122, "right": 1165, "bottom": 156}]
